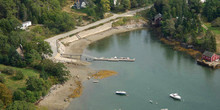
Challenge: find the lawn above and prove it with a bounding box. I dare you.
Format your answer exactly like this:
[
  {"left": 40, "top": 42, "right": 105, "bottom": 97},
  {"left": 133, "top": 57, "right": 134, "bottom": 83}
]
[
  {"left": 0, "top": 64, "right": 39, "bottom": 91},
  {"left": 204, "top": 23, "right": 220, "bottom": 35}
]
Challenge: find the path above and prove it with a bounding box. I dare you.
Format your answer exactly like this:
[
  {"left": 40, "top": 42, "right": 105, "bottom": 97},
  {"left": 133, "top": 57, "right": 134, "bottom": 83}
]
[{"left": 45, "top": 6, "right": 152, "bottom": 57}]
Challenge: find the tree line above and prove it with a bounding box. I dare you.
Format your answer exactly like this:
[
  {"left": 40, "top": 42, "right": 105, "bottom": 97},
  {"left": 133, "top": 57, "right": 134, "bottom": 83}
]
[{"left": 81, "top": 0, "right": 156, "bottom": 19}]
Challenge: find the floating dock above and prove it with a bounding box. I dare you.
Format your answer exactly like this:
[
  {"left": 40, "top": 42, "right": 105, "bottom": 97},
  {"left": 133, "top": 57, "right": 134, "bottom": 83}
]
[{"left": 93, "top": 57, "right": 135, "bottom": 62}]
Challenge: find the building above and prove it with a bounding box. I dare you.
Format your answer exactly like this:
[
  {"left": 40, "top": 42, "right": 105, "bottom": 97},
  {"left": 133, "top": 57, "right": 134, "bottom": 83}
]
[
  {"left": 200, "top": 0, "right": 206, "bottom": 3},
  {"left": 20, "top": 21, "right": 32, "bottom": 30},
  {"left": 154, "top": 13, "right": 162, "bottom": 25},
  {"left": 202, "top": 51, "right": 219, "bottom": 62},
  {"left": 74, "top": 0, "right": 87, "bottom": 9}
]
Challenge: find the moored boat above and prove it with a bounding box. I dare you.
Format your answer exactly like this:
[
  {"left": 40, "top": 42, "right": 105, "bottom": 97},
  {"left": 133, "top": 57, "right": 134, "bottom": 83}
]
[
  {"left": 115, "top": 91, "right": 126, "bottom": 95},
  {"left": 169, "top": 93, "right": 181, "bottom": 100}
]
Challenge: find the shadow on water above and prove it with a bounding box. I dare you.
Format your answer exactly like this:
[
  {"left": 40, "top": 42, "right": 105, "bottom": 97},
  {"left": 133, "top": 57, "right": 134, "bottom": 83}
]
[
  {"left": 115, "top": 32, "right": 131, "bottom": 48},
  {"left": 87, "top": 36, "right": 114, "bottom": 52}
]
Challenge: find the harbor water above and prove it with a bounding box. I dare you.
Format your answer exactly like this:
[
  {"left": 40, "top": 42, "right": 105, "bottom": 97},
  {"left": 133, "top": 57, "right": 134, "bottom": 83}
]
[{"left": 67, "top": 29, "right": 220, "bottom": 110}]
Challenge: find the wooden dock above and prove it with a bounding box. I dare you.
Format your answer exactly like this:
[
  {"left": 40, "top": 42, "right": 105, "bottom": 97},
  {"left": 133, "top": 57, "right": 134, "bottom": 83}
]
[
  {"left": 93, "top": 57, "right": 135, "bottom": 62},
  {"left": 197, "top": 59, "right": 220, "bottom": 69}
]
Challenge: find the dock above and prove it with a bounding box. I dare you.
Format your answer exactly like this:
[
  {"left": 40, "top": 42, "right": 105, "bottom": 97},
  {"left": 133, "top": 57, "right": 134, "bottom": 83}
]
[
  {"left": 197, "top": 59, "right": 220, "bottom": 69},
  {"left": 93, "top": 56, "right": 135, "bottom": 62}
]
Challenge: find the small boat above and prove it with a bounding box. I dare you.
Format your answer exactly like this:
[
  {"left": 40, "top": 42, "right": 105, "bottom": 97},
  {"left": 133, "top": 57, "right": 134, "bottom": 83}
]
[
  {"left": 115, "top": 91, "right": 126, "bottom": 95},
  {"left": 93, "top": 80, "right": 99, "bottom": 83},
  {"left": 169, "top": 93, "right": 181, "bottom": 100}
]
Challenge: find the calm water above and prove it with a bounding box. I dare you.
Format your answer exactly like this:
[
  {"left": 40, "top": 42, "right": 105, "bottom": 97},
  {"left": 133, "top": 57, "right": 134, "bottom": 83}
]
[{"left": 67, "top": 29, "right": 220, "bottom": 110}]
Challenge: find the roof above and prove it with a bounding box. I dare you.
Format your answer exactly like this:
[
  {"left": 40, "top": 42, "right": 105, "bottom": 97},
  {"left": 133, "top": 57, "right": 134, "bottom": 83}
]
[
  {"left": 203, "top": 51, "right": 214, "bottom": 57},
  {"left": 22, "top": 21, "right": 31, "bottom": 24},
  {"left": 154, "top": 13, "right": 162, "bottom": 20}
]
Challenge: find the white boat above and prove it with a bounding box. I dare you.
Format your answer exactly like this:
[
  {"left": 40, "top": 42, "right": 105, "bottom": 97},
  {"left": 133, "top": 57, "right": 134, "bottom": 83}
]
[
  {"left": 93, "top": 80, "right": 99, "bottom": 83},
  {"left": 115, "top": 91, "right": 126, "bottom": 95},
  {"left": 169, "top": 93, "right": 181, "bottom": 100}
]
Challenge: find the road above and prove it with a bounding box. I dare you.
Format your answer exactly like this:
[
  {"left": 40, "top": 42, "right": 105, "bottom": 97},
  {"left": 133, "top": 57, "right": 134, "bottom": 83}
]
[{"left": 45, "top": 6, "right": 152, "bottom": 57}]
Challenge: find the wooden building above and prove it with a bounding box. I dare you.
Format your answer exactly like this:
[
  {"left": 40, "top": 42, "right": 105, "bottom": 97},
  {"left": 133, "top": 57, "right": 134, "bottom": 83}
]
[{"left": 202, "top": 51, "right": 219, "bottom": 62}]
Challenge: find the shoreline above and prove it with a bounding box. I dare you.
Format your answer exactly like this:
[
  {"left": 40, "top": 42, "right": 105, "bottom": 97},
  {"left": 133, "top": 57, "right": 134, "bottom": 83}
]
[{"left": 38, "top": 21, "right": 147, "bottom": 110}]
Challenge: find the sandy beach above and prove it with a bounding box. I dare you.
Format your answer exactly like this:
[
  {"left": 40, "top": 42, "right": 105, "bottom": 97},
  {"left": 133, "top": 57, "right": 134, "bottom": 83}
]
[{"left": 38, "top": 20, "right": 147, "bottom": 110}]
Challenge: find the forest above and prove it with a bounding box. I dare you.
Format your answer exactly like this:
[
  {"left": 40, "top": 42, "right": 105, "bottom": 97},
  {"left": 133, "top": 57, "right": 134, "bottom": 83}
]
[
  {"left": 146, "top": 0, "right": 220, "bottom": 52},
  {"left": 0, "top": 0, "right": 71, "bottom": 109}
]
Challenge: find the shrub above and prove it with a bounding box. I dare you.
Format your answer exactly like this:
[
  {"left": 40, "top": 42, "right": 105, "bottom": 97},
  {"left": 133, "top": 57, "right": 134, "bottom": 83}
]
[
  {"left": 211, "top": 17, "right": 220, "bottom": 27},
  {"left": 2, "top": 68, "right": 16, "bottom": 75},
  {"left": 0, "top": 100, "right": 3, "bottom": 109},
  {"left": 0, "top": 76, "right": 5, "bottom": 83},
  {"left": 14, "top": 71, "right": 24, "bottom": 80},
  {"left": 13, "top": 90, "right": 25, "bottom": 101},
  {"left": 6, "top": 101, "right": 36, "bottom": 110}
]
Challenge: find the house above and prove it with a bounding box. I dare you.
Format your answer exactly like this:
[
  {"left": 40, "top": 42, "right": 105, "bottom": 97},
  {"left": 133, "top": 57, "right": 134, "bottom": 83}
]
[
  {"left": 73, "top": 0, "right": 87, "bottom": 9},
  {"left": 154, "top": 13, "right": 162, "bottom": 25},
  {"left": 202, "top": 51, "right": 219, "bottom": 62},
  {"left": 200, "top": 0, "right": 206, "bottom": 3},
  {"left": 20, "top": 21, "right": 32, "bottom": 30}
]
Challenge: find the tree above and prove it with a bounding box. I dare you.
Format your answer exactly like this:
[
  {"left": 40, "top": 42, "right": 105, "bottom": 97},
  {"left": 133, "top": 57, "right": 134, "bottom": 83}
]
[
  {"left": 14, "top": 71, "right": 24, "bottom": 80},
  {"left": 100, "top": 0, "right": 111, "bottom": 13},
  {"left": 121, "top": 0, "right": 131, "bottom": 10},
  {"left": 13, "top": 90, "right": 25, "bottom": 101},
  {"left": 0, "top": 83, "right": 12, "bottom": 106},
  {"left": 25, "top": 49, "right": 42, "bottom": 66},
  {"left": 211, "top": 17, "right": 220, "bottom": 27},
  {"left": 0, "top": 100, "right": 3, "bottom": 109},
  {"left": 162, "top": 19, "right": 175, "bottom": 37},
  {"left": 0, "top": 76, "right": 5, "bottom": 83},
  {"left": 26, "top": 77, "right": 48, "bottom": 91},
  {"left": 131, "top": 0, "right": 138, "bottom": 8},
  {"left": 6, "top": 101, "right": 35, "bottom": 110}
]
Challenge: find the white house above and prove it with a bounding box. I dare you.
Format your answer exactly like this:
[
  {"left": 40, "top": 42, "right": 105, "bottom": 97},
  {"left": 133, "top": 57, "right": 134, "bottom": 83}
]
[{"left": 20, "top": 21, "right": 32, "bottom": 30}]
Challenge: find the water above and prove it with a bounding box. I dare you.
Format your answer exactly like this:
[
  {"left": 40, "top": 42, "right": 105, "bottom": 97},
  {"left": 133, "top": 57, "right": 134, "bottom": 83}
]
[{"left": 67, "top": 29, "right": 220, "bottom": 110}]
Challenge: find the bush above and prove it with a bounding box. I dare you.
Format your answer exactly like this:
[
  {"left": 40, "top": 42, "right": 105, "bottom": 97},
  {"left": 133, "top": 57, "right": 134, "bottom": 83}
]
[
  {"left": 2, "top": 68, "right": 16, "bottom": 75},
  {"left": 0, "top": 100, "right": 3, "bottom": 109},
  {"left": 6, "top": 101, "right": 36, "bottom": 110},
  {"left": 13, "top": 90, "right": 25, "bottom": 101},
  {"left": 211, "top": 17, "right": 220, "bottom": 27},
  {"left": 0, "top": 76, "right": 5, "bottom": 83},
  {"left": 14, "top": 71, "right": 24, "bottom": 80}
]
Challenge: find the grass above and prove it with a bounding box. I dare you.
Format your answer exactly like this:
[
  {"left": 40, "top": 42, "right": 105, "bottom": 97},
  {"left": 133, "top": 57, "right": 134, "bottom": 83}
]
[
  {"left": 0, "top": 64, "right": 39, "bottom": 91},
  {"left": 204, "top": 23, "right": 220, "bottom": 35}
]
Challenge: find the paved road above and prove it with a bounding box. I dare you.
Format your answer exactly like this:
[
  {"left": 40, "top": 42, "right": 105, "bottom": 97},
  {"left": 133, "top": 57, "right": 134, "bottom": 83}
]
[{"left": 45, "top": 6, "right": 152, "bottom": 57}]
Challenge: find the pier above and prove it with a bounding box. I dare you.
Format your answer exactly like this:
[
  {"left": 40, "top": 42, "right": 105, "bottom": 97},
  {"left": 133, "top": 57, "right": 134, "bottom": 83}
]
[
  {"left": 93, "top": 56, "right": 135, "bottom": 62},
  {"left": 60, "top": 53, "right": 135, "bottom": 62}
]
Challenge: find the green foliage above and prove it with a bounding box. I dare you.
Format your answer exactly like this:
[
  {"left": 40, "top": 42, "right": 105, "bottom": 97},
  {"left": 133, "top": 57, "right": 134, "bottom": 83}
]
[
  {"left": 0, "top": 100, "right": 3, "bottom": 109},
  {"left": 202, "top": 0, "right": 220, "bottom": 22},
  {"left": 0, "top": 76, "right": 5, "bottom": 84},
  {"left": 25, "top": 90, "right": 37, "bottom": 103},
  {"left": 211, "top": 17, "right": 220, "bottom": 27},
  {"left": 0, "top": 83, "right": 12, "bottom": 107},
  {"left": 100, "top": 0, "right": 111, "bottom": 13},
  {"left": 13, "top": 90, "right": 25, "bottom": 101},
  {"left": 14, "top": 71, "right": 24, "bottom": 80},
  {"left": 2, "top": 68, "right": 16, "bottom": 75},
  {"left": 35, "top": 59, "right": 69, "bottom": 84},
  {"left": 148, "top": 0, "right": 217, "bottom": 52},
  {"left": 26, "top": 77, "right": 49, "bottom": 92},
  {"left": 6, "top": 101, "right": 36, "bottom": 110},
  {"left": 201, "top": 31, "right": 217, "bottom": 52}
]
